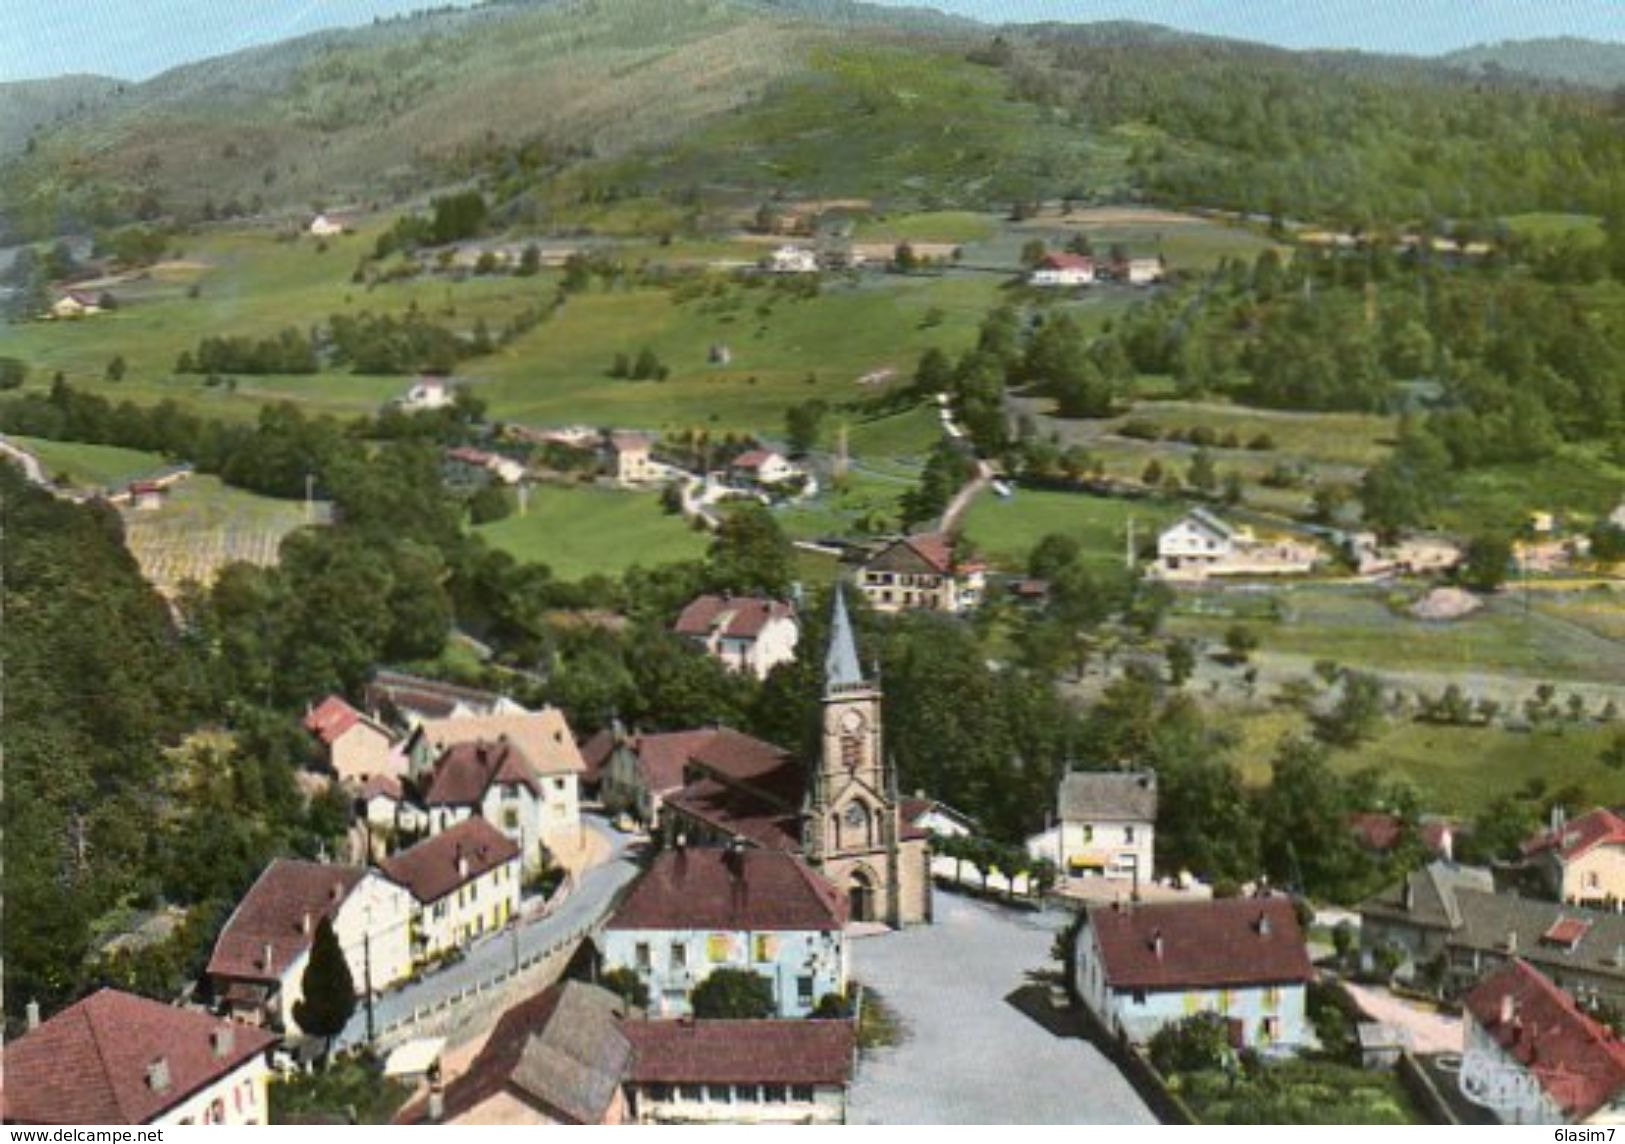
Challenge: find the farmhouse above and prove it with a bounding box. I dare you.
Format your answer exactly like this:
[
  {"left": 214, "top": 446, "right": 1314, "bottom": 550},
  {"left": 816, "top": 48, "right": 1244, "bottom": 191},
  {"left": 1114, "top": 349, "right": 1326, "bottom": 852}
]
[
  {"left": 1521, "top": 808, "right": 1625, "bottom": 908},
  {"left": 1360, "top": 862, "right": 1625, "bottom": 1008},
  {"left": 1054, "top": 770, "right": 1157, "bottom": 883},
  {"left": 1109, "top": 255, "right": 1165, "bottom": 285},
  {"left": 380, "top": 817, "right": 522, "bottom": 963},
  {"left": 308, "top": 214, "right": 345, "bottom": 237},
  {"left": 443, "top": 446, "right": 525, "bottom": 487},
  {"left": 1028, "top": 252, "right": 1095, "bottom": 287},
  {"left": 1072, "top": 896, "right": 1314, "bottom": 1050},
  {"left": 395, "top": 377, "right": 454, "bottom": 412},
  {"left": 48, "top": 289, "right": 102, "bottom": 319},
  {"left": 673, "top": 593, "right": 799, "bottom": 679},
  {"left": 4, "top": 990, "right": 277, "bottom": 1125},
  {"left": 206, "top": 859, "right": 414, "bottom": 1034},
  {"left": 1154, "top": 509, "right": 1321, "bottom": 581},
  {"left": 857, "top": 532, "right": 985, "bottom": 614},
  {"left": 608, "top": 431, "right": 661, "bottom": 486},
  {"left": 1463, "top": 959, "right": 1625, "bottom": 1125},
  {"left": 304, "top": 694, "right": 403, "bottom": 783},
  {"left": 599, "top": 846, "right": 848, "bottom": 1018},
  {"left": 726, "top": 448, "right": 796, "bottom": 487},
  {"left": 413, "top": 736, "right": 578, "bottom": 871},
  {"left": 404, "top": 980, "right": 857, "bottom": 1125}
]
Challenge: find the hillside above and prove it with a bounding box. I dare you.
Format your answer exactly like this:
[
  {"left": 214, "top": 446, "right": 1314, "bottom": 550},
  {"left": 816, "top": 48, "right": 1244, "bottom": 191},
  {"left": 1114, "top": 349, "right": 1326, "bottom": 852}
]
[
  {"left": 1444, "top": 37, "right": 1625, "bottom": 89},
  {"left": 0, "top": 74, "right": 124, "bottom": 159}
]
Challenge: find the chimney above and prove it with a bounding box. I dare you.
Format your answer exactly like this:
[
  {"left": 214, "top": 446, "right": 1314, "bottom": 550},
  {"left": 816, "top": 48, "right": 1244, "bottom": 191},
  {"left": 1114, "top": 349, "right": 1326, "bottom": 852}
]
[
  {"left": 146, "top": 1058, "right": 172, "bottom": 1093},
  {"left": 300, "top": 910, "right": 312, "bottom": 936},
  {"left": 1257, "top": 911, "right": 1272, "bottom": 937},
  {"left": 1500, "top": 993, "right": 1516, "bottom": 1027},
  {"left": 262, "top": 941, "right": 274, "bottom": 970},
  {"left": 25, "top": 1000, "right": 40, "bottom": 1031},
  {"left": 456, "top": 844, "right": 469, "bottom": 881},
  {"left": 1441, "top": 827, "right": 1454, "bottom": 864},
  {"left": 330, "top": 881, "right": 343, "bottom": 902},
  {"left": 211, "top": 1025, "right": 235, "bottom": 1059},
  {"left": 1552, "top": 804, "right": 1566, "bottom": 836},
  {"left": 1151, "top": 929, "right": 1164, "bottom": 960},
  {"left": 1507, "top": 930, "right": 1518, "bottom": 954}
]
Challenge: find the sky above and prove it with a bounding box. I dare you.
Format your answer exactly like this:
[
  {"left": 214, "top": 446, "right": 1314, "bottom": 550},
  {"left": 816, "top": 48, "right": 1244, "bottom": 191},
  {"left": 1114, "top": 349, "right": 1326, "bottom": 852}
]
[{"left": 0, "top": 0, "right": 1621, "bottom": 83}]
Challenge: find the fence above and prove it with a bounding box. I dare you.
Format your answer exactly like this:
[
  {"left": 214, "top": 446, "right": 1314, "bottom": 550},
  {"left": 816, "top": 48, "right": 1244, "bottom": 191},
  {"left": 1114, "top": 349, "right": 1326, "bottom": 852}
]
[{"left": 366, "top": 921, "right": 595, "bottom": 1048}]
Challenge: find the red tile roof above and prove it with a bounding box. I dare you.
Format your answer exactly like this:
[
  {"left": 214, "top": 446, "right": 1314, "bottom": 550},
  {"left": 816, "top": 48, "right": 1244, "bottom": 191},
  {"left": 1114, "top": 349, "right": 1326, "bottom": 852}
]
[
  {"left": 662, "top": 778, "right": 803, "bottom": 852},
  {"left": 1085, "top": 896, "right": 1313, "bottom": 991},
  {"left": 1523, "top": 808, "right": 1625, "bottom": 864},
  {"left": 206, "top": 859, "right": 366, "bottom": 984},
  {"left": 357, "top": 773, "right": 404, "bottom": 802},
  {"left": 1465, "top": 959, "right": 1625, "bottom": 1121},
  {"left": 381, "top": 817, "right": 519, "bottom": 905},
  {"left": 303, "top": 694, "right": 365, "bottom": 745},
  {"left": 422, "top": 739, "right": 541, "bottom": 806},
  {"left": 1349, "top": 812, "right": 1403, "bottom": 853},
  {"left": 607, "top": 848, "right": 845, "bottom": 932},
  {"left": 626, "top": 728, "right": 789, "bottom": 796},
  {"left": 3, "top": 990, "right": 276, "bottom": 1124},
  {"left": 673, "top": 595, "right": 796, "bottom": 641},
  {"left": 1543, "top": 916, "right": 1594, "bottom": 947},
  {"left": 728, "top": 449, "right": 780, "bottom": 471},
  {"left": 623, "top": 1019, "right": 854, "bottom": 1086},
  {"left": 1038, "top": 253, "right": 1093, "bottom": 271}
]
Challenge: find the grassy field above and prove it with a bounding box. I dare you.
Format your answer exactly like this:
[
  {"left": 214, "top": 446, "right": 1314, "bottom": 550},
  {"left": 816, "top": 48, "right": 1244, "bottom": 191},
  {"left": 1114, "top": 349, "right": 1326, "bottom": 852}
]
[
  {"left": 1503, "top": 212, "right": 1604, "bottom": 244},
  {"left": 851, "top": 210, "right": 995, "bottom": 244},
  {"left": 13, "top": 436, "right": 167, "bottom": 487},
  {"left": 1167, "top": 586, "right": 1625, "bottom": 686},
  {"left": 962, "top": 486, "right": 1183, "bottom": 572},
  {"left": 473, "top": 483, "right": 708, "bottom": 580},
  {"left": 773, "top": 468, "right": 914, "bottom": 541}
]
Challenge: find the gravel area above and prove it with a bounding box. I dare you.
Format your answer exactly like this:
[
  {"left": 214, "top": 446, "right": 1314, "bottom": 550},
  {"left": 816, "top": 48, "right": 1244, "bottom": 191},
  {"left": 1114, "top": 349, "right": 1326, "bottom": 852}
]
[{"left": 848, "top": 893, "right": 1155, "bottom": 1124}]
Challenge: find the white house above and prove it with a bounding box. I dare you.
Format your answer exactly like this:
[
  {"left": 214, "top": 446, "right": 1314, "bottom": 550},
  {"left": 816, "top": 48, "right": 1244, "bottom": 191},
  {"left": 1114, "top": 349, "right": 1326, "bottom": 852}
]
[
  {"left": 1123, "top": 256, "right": 1165, "bottom": 285},
  {"left": 857, "top": 532, "right": 986, "bottom": 615},
  {"left": 765, "top": 245, "right": 820, "bottom": 274},
  {"left": 727, "top": 449, "right": 796, "bottom": 487},
  {"left": 365, "top": 669, "right": 528, "bottom": 727},
  {"left": 206, "top": 859, "right": 415, "bottom": 1035},
  {"left": 49, "top": 289, "right": 102, "bottom": 319},
  {"left": 600, "top": 847, "right": 848, "bottom": 1018},
  {"left": 1028, "top": 252, "right": 1095, "bottom": 287},
  {"left": 1463, "top": 958, "right": 1625, "bottom": 1125},
  {"left": 407, "top": 707, "right": 585, "bottom": 858},
  {"left": 304, "top": 694, "right": 404, "bottom": 783},
  {"left": 1156, "top": 508, "right": 1239, "bottom": 577},
  {"left": 308, "top": 214, "right": 345, "bottom": 237},
  {"left": 3, "top": 990, "right": 278, "bottom": 1125},
  {"left": 608, "top": 432, "right": 660, "bottom": 486},
  {"left": 672, "top": 593, "right": 800, "bottom": 679},
  {"left": 1054, "top": 770, "right": 1157, "bottom": 882},
  {"left": 396, "top": 377, "right": 454, "bottom": 412},
  {"left": 381, "top": 817, "right": 522, "bottom": 964},
  {"left": 1073, "top": 896, "right": 1314, "bottom": 1051}
]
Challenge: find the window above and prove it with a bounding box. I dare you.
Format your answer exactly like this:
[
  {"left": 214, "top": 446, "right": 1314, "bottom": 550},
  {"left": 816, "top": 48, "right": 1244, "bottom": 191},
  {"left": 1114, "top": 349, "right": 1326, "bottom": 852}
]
[
  {"left": 1131, "top": 989, "right": 1147, "bottom": 1005},
  {"left": 671, "top": 942, "right": 687, "bottom": 969},
  {"left": 798, "top": 976, "right": 815, "bottom": 1006},
  {"left": 763, "top": 1085, "right": 787, "bottom": 1104},
  {"left": 679, "top": 1085, "right": 704, "bottom": 1103},
  {"left": 635, "top": 942, "right": 651, "bottom": 970},
  {"left": 1263, "top": 986, "right": 1281, "bottom": 1012},
  {"left": 754, "top": 934, "right": 777, "bottom": 962},
  {"left": 1124, "top": 826, "right": 1136, "bottom": 843},
  {"left": 647, "top": 1084, "right": 671, "bottom": 1102},
  {"left": 1082, "top": 825, "right": 1094, "bottom": 843},
  {"left": 553, "top": 778, "right": 566, "bottom": 792},
  {"left": 502, "top": 808, "right": 519, "bottom": 829},
  {"left": 734, "top": 1085, "right": 760, "bottom": 1104},
  {"left": 791, "top": 1086, "right": 814, "bottom": 1103},
  {"left": 707, "top": 1085, "right": 731, "bottom": 1104}
]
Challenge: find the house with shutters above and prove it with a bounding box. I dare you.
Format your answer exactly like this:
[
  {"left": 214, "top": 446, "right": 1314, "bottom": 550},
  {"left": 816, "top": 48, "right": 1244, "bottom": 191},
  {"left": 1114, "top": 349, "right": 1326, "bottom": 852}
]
[
  {"left": 1522, "top": 808, "right": 1625, "bottom": 909},
  {"left": 673, "top": 593, "right": 800, "bottom": 680},
  {"left": 856, "top": 532, "right": 984, "bottom": 614},
  {"left": 1053, "top": 770, "right": 1157, "bottom": 883},
  {"left": 3, "top": 989, "right": 277, "bottom": 1125},
  {"left": 205, "top": 859, "right": 414, "bottom": 1035},
  {"left": 303, "top": 694, "right": 403, "bottom": 783},
  {"left": 598, "top": 846, "right": 848, "bottom": 1019},
  {"left": 1073, "top": 896, "right": 1314, "bottom": 1050},
  {"left": 399, "top": 980, "right": 856, "bottom": 1125},
  {"left": 1463, "top": 959, "right": 1625, "bottom": 1125},
  {"left": 382, "top": 817, "right": 522, "bottom": 962}
]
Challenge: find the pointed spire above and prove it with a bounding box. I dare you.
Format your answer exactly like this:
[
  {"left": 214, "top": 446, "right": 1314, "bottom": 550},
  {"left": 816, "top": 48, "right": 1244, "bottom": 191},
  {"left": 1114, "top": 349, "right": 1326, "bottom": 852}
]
[{"left": 825, "top": 583, "right": 864, "bottom": 690}]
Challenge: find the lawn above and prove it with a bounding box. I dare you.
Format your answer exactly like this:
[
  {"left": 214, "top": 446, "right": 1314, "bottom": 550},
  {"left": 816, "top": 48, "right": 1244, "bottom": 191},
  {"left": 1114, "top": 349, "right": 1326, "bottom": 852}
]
[
  {"left": 851, "top": 210, "right": 996, "bottom": 244},
  {"left": 962, "top": 486, "right": 1183, "bottom": 572},
  {"left": 473, "top": 483, "right": 708, "bottom": 580},
  {"left": 1503, "top": 212, "right": 1604, "bottom": 244},
  {"left": 772, "top": 468, "right": 913, "bottom": 542},
  {"left": 1172, "top": 1060, "right": 1421, "bottom": 1124},
  {"left": 12, "top": 436, "right": 167, "bottom": 488}
]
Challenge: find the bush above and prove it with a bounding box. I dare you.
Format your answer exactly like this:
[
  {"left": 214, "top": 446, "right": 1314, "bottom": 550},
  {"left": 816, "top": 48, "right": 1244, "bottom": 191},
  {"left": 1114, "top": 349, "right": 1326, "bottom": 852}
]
[
  {"left": 600, "top": 966, "right": 650, "bottom": 1008},
  {"left": 1149, "top": 1012, "right": 1232, "bottom": 1075},
  {"left": 691, "top": 968, "right": 776, "bottom": 1019}
]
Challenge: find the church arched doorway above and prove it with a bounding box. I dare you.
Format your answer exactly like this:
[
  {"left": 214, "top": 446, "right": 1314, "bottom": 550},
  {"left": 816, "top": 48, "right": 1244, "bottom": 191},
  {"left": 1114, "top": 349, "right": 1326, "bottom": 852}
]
[{"left": 848, "top": 869, "right": 875, "bottom": 923}]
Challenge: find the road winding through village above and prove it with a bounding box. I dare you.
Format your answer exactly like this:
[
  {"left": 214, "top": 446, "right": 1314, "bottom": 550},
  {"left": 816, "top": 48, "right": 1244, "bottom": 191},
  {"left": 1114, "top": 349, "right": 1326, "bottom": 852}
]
[{"left": 336, "top": 816, "right": 642, "bottom": 1051}]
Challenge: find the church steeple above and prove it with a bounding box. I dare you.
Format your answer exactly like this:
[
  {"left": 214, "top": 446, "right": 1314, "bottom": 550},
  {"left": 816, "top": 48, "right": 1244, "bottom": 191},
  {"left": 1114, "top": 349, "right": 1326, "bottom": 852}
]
[{"left": 824, "top": 583, "right": 865, "bottom": 692}]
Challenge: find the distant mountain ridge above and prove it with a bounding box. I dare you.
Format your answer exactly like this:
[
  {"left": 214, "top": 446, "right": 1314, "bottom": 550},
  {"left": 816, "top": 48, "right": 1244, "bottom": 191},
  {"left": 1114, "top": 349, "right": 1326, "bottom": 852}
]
[{"left": 1443, "top": 36, "right": 1625, "bottom": 88}]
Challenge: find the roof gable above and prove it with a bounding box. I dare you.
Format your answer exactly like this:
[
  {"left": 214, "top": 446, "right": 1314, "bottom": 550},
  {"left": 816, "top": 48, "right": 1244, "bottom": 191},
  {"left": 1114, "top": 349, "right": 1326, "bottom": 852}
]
[
  {"left": 206, "top": 859, "right": 367, "bottom": 983},
  {"left": 380, "top": 818, "right": 519, "bottom": 904},
  {"left": 1087, "top": 897, "right": 1312, "bottom": 990},
  {"left": 1059, "top": 771, "right": 1158, "bottom": 823},
  {"left": 607, "top": 848, "right": 845, "bottom": 932}
]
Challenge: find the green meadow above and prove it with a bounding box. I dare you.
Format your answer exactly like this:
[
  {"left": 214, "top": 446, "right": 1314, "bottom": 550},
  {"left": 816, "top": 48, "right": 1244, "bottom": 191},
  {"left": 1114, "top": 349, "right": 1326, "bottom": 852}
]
[{"left": 473, "top": 483, "right": 709, "bottom": 580}]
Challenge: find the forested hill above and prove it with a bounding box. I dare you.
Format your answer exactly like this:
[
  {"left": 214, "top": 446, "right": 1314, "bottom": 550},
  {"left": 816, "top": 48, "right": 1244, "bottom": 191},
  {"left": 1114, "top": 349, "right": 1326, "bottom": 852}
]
[{"left": 1443, "top": 37, "right": 1625, "bottom": 89}]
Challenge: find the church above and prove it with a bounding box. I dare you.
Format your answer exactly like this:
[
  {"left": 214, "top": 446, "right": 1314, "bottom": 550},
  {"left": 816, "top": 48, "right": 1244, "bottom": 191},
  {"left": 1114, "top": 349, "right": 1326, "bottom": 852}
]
[{"left": 660, "top": 588, "right": 932, "bottom": 927}]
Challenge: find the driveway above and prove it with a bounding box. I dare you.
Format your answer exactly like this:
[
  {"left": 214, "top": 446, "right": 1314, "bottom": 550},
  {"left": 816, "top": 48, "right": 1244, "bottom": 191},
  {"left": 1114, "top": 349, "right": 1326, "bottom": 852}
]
[
  {"left": 848, "top": 893, "right": 1155, "bottom": 1124},
  {"left": 1342, "top": 981, "right": 1463, "bottom": 1055},
  {"left": 337, "top": 815, "right": 642, "bottom": 1050}
]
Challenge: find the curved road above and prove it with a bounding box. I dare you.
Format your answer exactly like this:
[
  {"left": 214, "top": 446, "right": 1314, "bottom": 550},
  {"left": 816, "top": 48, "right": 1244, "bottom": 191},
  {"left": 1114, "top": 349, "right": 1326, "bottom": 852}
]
[{"left": 337, "top": 815, "right": 643, "bottom": 1051}]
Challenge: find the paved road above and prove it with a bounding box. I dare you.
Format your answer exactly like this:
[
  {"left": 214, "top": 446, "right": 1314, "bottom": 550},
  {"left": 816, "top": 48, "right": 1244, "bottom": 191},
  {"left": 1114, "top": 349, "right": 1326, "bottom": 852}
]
[
  {"left": 848, "top": 893, "right": 1155, "bottom": 1124},
  {"left": 337, "top": 815, "right": 642, "bottom": 1050}
]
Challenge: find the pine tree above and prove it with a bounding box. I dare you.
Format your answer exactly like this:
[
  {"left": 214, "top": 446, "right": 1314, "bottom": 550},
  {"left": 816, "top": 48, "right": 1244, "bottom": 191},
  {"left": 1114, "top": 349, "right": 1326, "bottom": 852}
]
[{"left": 292, "top": 916, "right": 356, "bottom": 1060}]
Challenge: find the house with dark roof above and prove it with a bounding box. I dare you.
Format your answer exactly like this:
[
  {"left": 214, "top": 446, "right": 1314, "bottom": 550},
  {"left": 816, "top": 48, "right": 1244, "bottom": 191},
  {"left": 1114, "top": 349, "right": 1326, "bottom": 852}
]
[
  {"left": 1463, "top": 959, "right": 1625, "bottom": 1125},
  {"left": 1073, "top": 896, "right": 1314, "bottom": 1050},
  {"left": 1348, "top": 812, "right": 1459, "bottom": 861},
  {"left": 1055, "top": 770, "right": 1157, "bottom": 882},
  {"left": 1522, "top": 807, "right": 1625, "bottom": 908},
  {"left": 600, "top": 726, "right": 794, "bottom": 832},
  {"left": 381, "top": 817, "right": 521, "bottom": 963},
  {"left": 303, "top": 694, "right": 402, "bottom": 784},
  {"left": 673, "top": 593, "right": 800, "bottom": 680},
  {"left": 856, "top": 532, "right": 984, "bottom": 614},
  {"left": 3, "top": 989, "right": 277, "bottom": 1125},
  {"left": 409, "top": 732, "right": 577, "bottom": 870},
  {"left": 599, "top": 846, "right": 847, "bottom": 1018},
  {"left": 400, "top": 981, "right": 856, "bottom": 1125},
  {"left": 1361, "top": 862, "right": 1625, "bottom": 1009},
  {"left": 206, "top": 859, "right": 415, "bottom": 1035}
]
